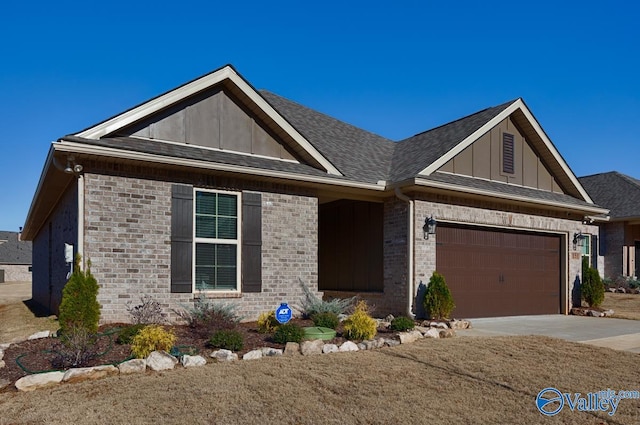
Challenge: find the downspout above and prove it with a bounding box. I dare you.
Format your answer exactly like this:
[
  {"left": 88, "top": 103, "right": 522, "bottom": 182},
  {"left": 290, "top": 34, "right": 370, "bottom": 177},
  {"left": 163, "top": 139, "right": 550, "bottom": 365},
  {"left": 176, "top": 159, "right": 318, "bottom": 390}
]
[
  {"left": 77, "top": 173, "right": 84, "bottom": 270},
  {"left": 394, "top": 188, "right": 415, "bottom": 318}
]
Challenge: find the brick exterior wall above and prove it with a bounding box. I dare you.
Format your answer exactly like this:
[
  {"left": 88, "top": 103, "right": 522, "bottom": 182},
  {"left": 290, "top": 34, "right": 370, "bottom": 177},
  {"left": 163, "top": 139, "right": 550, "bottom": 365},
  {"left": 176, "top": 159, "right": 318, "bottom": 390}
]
[
  {"left": 0, "top": 264, "right": 31, "bottom": 282},
  {"left": 413, "top": 194, "right": 599, "bottom": 314},
  {"left": 31, "top": 182, "right": 78, "bottom": 314},
  {"left": 82, "top": 163, "right": 320, "bottom": 324}
]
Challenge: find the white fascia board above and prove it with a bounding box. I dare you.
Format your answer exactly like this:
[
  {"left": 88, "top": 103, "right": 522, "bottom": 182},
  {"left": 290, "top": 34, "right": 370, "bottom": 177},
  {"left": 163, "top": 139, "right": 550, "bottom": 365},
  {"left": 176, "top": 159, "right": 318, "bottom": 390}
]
[
  {"left": 413, "top": 177, "right": 609, "bottom": 216},
  {"left": 75, "top": 67, "right": 235, "bottom": 139},
  {"left": 225, "top": 72, "right": 342, "bottom": 176},
  {"left": 418, "top": 99, "right": 520, "bottom": 176},
  {"left": 516, "top": 103, "right": 594, "bottom": 204},
  {"left": 54, "top": 142, "right": 382, "bottom": 191},
  {"left": 23, "top": 144, "right": 55, "bottom": 235},
  {"left": 75, "top": 66, "right": 342, "bottom": 177}
]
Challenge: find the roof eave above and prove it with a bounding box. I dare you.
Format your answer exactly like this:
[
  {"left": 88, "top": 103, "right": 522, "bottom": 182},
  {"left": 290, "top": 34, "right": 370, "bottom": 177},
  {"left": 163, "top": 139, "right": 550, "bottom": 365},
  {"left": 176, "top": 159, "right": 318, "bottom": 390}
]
[
  {"left": 55, "top": 141, "right": 386, "bottom": 192},
  {"left": 411, "top": 177, "right": 609, "bottom": 216},
  {"left": 22, "top": 145, "right": 55, "bottom": 240}
]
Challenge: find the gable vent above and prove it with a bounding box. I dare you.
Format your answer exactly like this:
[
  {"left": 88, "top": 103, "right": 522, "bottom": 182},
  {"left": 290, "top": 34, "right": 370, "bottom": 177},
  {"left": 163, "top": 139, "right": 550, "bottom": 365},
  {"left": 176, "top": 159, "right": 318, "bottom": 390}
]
[{"left": 502, "top": 133, "right": 515, "bottom": 174}]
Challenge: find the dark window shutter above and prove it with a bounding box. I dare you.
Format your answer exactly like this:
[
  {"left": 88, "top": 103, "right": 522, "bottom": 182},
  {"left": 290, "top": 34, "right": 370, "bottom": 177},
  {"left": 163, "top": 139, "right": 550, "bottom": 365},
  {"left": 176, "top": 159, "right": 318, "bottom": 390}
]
[
  {"left": 502, "top": 133, "right": 515, "bottom": 174},
  {"left": 242, "top": 192, "right": 262, "bottom": 293},
  {"left": 171, "top": 184, "right": 193, "bottom": 293},
  {"left": 591, "top": 235, "right": 598, "bottom": 270}
]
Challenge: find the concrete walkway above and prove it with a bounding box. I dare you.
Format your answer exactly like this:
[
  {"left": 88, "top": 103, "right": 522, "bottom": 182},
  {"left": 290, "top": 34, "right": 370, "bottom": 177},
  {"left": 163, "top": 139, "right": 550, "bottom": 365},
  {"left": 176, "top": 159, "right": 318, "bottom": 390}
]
[{"left": 457, "top": 315, "right": 640, "bottom": 353}]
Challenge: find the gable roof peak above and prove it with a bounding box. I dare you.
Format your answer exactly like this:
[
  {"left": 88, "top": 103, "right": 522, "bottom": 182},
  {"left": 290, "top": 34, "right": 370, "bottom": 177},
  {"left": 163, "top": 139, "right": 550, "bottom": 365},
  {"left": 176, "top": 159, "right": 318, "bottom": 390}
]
[{"left": 402, "top": 98, "right": 521, "bottom": 141}]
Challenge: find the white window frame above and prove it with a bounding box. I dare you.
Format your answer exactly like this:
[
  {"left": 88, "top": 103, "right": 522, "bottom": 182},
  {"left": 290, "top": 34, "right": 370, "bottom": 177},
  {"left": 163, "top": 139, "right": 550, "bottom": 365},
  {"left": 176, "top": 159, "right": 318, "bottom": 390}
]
[
  {"left": 581, "top": 234, "right": 592, "bottom": 266},
  {"left": 193, "top": 188, "right": 242, "bottom": 293}
]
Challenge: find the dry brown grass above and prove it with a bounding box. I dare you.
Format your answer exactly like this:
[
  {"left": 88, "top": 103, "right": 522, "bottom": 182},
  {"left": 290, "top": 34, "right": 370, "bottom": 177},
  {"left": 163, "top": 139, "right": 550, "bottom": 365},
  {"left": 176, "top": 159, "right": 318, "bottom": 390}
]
[
  {"left": 0, "top": 282, "right": 59, "bottom": 343},
  {"left": 0, "top": 336, "right": 638, "bottom": 425},
  {"left": 601, "top": 292, "right": 640, "bottom": 320}
]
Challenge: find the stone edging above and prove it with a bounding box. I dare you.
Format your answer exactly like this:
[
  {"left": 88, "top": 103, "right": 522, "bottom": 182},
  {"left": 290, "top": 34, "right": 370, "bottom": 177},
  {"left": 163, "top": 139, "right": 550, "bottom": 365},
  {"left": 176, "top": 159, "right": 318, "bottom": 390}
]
[{"left": 1, "top": 319, "right": 472, "bottom": 392}]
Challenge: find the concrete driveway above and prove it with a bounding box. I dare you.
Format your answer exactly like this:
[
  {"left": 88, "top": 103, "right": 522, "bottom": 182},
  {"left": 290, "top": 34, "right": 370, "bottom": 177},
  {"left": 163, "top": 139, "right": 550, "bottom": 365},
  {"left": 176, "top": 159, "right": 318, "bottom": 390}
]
[{"left": 458, "top": 315, "right": 640, "bottom": 353}]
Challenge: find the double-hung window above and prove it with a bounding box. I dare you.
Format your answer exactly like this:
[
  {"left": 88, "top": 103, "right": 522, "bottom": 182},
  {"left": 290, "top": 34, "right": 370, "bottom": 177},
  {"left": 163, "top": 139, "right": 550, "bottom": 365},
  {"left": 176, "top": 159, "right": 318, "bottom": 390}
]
[{"left": 194, "top": 189, "right": 241, "bottom": 292}]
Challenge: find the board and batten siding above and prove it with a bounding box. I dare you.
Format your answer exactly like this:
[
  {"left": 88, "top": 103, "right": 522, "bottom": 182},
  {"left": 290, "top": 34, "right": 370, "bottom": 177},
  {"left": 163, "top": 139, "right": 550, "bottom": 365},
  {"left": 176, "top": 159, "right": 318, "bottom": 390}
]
[
  {"left": 438, "top": 116, "right": 564, "bottom": 194},
  {"left": 123, "top": 87, "right": 297, "bottom": 162}
]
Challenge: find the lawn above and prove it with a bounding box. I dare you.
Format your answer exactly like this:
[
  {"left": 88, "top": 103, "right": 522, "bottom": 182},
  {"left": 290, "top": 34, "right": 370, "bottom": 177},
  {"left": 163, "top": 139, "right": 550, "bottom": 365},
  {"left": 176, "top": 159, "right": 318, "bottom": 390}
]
[
  {"left": 1, "top": 288, "right": 639, "bottom": 424},
  {"left": 601, "top": 292, "right": 640, "bottom": 320},
  {"left": 0, "top": 336, "right": 638, "bottom": 424}
]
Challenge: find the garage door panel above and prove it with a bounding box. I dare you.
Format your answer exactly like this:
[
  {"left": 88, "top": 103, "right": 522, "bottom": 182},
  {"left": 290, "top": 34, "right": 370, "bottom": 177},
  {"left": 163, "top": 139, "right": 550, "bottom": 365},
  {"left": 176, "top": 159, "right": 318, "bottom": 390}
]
[{"left": 436, "top": 225, "right": 561, "bottom": 318}]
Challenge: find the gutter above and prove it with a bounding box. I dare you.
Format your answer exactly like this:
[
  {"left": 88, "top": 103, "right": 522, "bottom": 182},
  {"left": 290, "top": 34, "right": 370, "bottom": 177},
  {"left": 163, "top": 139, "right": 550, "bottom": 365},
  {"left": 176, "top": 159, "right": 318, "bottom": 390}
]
[{"left": 394, "top": 187, "right": 415, "bottom": 318}]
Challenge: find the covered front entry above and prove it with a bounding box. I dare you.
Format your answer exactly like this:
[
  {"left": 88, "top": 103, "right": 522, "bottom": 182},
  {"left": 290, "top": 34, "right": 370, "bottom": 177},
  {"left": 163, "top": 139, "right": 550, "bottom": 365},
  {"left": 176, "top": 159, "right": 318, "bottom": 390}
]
[{"left": 436, "top": 224, "right": 561, "bottom": 318}]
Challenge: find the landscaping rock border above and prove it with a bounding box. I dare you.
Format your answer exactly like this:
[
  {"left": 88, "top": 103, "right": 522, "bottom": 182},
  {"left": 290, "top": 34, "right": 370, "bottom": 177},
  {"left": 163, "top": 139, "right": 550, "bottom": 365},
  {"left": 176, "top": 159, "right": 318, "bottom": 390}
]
[{"left": 4, "top": 318, "right": 469, "bottom": 392}]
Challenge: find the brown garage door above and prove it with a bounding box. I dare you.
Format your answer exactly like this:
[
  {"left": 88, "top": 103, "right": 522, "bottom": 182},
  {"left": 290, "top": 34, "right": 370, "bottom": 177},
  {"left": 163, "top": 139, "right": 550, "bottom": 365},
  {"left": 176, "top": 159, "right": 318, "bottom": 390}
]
[{"left": 436, "top": 225, "right": 560, "bottom": 318}]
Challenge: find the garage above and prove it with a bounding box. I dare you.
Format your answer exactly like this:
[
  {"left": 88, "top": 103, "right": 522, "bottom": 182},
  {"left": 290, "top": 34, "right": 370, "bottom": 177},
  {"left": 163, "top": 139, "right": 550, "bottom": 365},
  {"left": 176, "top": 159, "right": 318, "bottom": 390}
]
[{"left": 435, "top": 224, "right": 561, "bottom": 318}]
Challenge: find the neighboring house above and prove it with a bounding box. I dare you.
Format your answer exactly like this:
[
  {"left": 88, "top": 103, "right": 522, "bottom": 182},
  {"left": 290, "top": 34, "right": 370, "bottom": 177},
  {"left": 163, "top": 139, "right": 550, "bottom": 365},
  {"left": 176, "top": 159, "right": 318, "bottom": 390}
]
[
  {"left": 0, "top": 230, "right": 32, "bottom": 283},
  {"left": 579, "top": 171, "right": 640, "bottom": 279},
  {"left": 22, "top": 65, "right": 607, "bottom": 322}
]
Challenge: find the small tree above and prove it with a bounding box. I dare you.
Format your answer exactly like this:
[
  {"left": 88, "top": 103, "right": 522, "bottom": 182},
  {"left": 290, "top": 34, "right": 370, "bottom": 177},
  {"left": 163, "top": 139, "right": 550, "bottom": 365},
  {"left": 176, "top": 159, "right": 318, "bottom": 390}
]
[
  {"left": 423, "top": 272, "right": 455, "bottom": 320},
  {"left": 58, "top": 255, "right": 101, "bottom": 334},
  {"left": 582, "top": 265, "right": 605, "bottom": 308}
]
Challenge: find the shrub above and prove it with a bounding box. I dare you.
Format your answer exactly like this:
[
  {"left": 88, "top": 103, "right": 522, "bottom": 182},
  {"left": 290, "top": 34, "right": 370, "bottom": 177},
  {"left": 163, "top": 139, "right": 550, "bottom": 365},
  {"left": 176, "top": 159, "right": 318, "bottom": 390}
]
[
  {"left": 257, "top": 311, "right": 279, "bottom": 334},
  {"left": 208, "top": 329, "right": 244, "bottom": 351},
  {"left": 175, "top": 293, "right": 241, "bottom": 338},
  {"left": 126, "top": 295, "right": 167, "bottom": 325},
  {"left": 116, "top": 324, "right": 146, "bottom": 345},
  {"left": 582, "top": 266, "right": 605, "bottom": 308},
  {"left": 311, "top": 312, "right": 340, "bottom": 330},
  {"left": 297, "top": 278, "right": 356, "bottom": 318},
  {"left": 390, "top": 316, "right": 415, "bottom": 332},
  {"left": 52, "top": 325, "right": 99, "bottom": 369},
  {"left": 342, "top": 301, "right": 377, "bottom": 341},
  {"left": 272, "top": 323, "right": 305, "bottom": 344},
  {"left": 131, "top": 325, "right": 177, "bottom": 359},
  {"left": 58, "top": 255, "right": 101, "bottom": 335},
  {"left": 423, "top": 272, "right": 455, "bottom": 320}
]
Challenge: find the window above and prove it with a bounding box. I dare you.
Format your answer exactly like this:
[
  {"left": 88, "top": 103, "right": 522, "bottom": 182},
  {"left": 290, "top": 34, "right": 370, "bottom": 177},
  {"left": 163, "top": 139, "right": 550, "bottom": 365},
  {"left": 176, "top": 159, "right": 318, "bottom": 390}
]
[
  {"left": 502, "top": 132, "right": 515, "bottom": 175},
  {"left": 194, "top": 189, "right": 241, "bottom": 291},
  {"left": 581, "top": 234, "right": 592, "bottom": 266}
]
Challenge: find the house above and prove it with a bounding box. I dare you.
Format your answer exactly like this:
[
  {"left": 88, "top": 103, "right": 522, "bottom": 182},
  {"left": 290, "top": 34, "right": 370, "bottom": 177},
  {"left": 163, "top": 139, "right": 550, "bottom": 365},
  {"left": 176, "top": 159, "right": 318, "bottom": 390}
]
[
  {"left": 579, "top": 171, "right": 640, "bottom": 280},
  {"left": 22, "top": 65, "right": 608, "bottom": 322},
  {"left": 0, "top": 230, "right": 32, "bottom": 283}
]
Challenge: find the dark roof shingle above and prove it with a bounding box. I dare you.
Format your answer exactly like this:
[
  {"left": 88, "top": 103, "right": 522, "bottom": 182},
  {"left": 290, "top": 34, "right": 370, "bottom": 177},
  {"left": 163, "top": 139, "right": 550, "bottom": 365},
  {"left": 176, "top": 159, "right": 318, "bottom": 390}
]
[
  {"left": 389, "top": 99, "right": 517, "bottom": 182},
  {"left": 0, "top": 231, "right": 32, "bottom": 265},
  {"left": 426, "top": 172, "right": 600, "bottom": 209},
  {"left": 579, "top": 172, "right": 640, "bottom": 219},
  {"left": 260, "top": 91, "right": 396, "bottom": 183}
]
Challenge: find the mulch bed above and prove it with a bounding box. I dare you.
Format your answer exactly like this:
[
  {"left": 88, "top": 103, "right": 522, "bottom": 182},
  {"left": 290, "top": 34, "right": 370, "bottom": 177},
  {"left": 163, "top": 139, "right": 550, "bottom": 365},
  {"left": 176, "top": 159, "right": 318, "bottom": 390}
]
[{"left": 1, "top": 319, "right": 398, "bottom": 391}]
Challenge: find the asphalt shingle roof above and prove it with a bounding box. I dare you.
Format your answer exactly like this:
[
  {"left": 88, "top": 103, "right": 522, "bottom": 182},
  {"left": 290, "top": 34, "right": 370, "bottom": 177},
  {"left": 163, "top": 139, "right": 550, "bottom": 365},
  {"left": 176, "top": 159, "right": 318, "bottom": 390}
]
[
  {"left": 0, "top": 231, "right": 32, "bottom": 265},
  {"left": 260, "top": 91, "right": 396, "bottom": 183},
  {"left": 62, "top": 135, "right": 354, "bottom": 182},
  {"left": 389, "top": 100, "right": 516, "bottom": 182},
  {"left": 579, "top": 172, "right": 640, "bottom": 219},
  {"left": 425, "top": 172, "right": 598, "bottom": 209},
  {"left": 63, "top": 82, "right": 589, "bottom": 209}
]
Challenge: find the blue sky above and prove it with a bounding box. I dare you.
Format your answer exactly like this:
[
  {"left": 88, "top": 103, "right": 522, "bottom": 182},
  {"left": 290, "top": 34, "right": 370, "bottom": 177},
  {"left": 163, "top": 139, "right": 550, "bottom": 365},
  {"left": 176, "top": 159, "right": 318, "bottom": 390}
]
[{"left": 0, "top": 0, "right": 638, "bottom": 231}]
